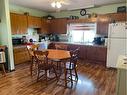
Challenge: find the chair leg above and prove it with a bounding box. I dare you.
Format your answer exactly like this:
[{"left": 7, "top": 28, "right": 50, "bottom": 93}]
[
  {"left": 30, "top": 57, "right": 34, "bottom": 76},
  {"left": 59, "top": 62, "right": 62, "bottom": 75},
  {"left": 1, "top": 64, "right": 6, "bottom": 76},
  {"left": 70, "top": 69, "right": 73, "bottom": 87},
  {"left": 74, "top": 68, "right": 78, "bottom": 80},
  {"left": 37, "top": 68, "right": 40, "bottom": 82},
  {"left": 45, "top": 70, "right": 48, "bottom": 85},
  {"left": 64, "top": 63, "right": 67, "bottom": 87},
  {"left": 52, "top": 66, "right": 59, "bottom": 81},
  {"left": 56, "top": 62, "right": 58, "bottom": 69}
]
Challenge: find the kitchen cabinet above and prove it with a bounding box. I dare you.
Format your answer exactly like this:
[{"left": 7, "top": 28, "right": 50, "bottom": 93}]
[
  {"left": 97, "top": 13, "right": 126, "bottom": 36},
  {"left": 13, "top": 46, "right": 30, "bottom": 64},
  {"left": 39, "top": 19, "right": 50, "bottom": 34},
  {"left": 52, "top": 43, "right": 86, "bottom": 59},
  {"left": 28, "top": 16, "right": 42, "bottom": 28},
  {"left": 50, "top": 42, "right": 107, "bottom": 66},
  {"left": 109, "top": 13, "right": 126, "bottom": 22},
  {"left": 97, "top": 14, "right": 110, "bottom": 36},
  {"left": 86, "top": 46, "right": 107, "bottom": 65},
  {"left": 86, "top": 46, "right": 97, "bottom": 61},
  {"left": 10, "top": 13, "right": 28, "bottom": 34},
  {"left": 50, "top": 18, "right": 67, "bottom": 34},
  {"left": 48, "top": 43, "right": 55, "bottom": 49}
]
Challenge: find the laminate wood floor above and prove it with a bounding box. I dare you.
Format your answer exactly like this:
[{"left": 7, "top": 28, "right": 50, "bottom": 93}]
[{"left": 0, "top": 61, "right": 117, "bottom": 95}]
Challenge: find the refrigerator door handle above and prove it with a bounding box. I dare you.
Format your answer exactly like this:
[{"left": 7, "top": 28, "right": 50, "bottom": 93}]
[
  {"left": 107, "top": 38, "right": 111, "bottom": 50},
  {"left": 108, "top": 24, "right": 112, "bottom": 38}
]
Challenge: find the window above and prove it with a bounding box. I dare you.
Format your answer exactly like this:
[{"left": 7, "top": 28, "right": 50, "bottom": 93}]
[{"left": 68, "top": 23, "right": 96, "bottom": 43}]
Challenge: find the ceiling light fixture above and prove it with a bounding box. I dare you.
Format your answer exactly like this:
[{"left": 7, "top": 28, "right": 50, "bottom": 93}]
[{"left": 51, "top": 1, "right": 62, "bottom": 8}]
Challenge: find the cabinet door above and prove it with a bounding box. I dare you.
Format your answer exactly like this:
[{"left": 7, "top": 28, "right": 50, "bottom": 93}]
[
  {"left": 56, "top": 18, "right": 67, "bottom": 34},
  {"left": 109, "top": 13, "right": 126, "bottom": 22},
  {"left": 86, "top": 46, "right": 97, "bottom": 60},
  {"left": 34, "top": 17, "right": 42, "bottom": 28},
  {"left": 13, "top": 47, "right": 30, "bottom": 64},
  {"left": 97, "top": 15, "right": 110, "bottom": 36},
  {"left": 10, "top": 13, "right": 28, "bottom": 34},
  {"left": 50, "top": 18, "right": 67, "bottom": 34},
  {"left": 18, "top": 14, "right": 28, "bottom": 34},
  {"left": 40, "top": 19, "right": 49, "bottom": 34},
  {"left": 28, "top": 16, "right": 42, "bottom": 28},
  {"left": 96, "top": 47, "right": 107, "bottom": 62},
  {"left": 50, "top": 19, "right": 57, "bottom": 33},
  {"left": 10, "top": 13, "right": 19, "bottom": 34},
  {"left": 80, "top": 45, "right": 86, "bottom": 60}
]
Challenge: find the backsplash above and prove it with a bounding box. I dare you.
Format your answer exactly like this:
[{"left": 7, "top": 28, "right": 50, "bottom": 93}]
[
  {"left": 12, "top": 28, "right": 39, "bottom": 42},
  {"left": 57, "top": 34, "right": 69, "bottom": 42}
]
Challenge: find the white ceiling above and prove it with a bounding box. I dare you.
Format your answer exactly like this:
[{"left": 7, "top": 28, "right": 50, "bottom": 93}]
[{"left": 9, "top": 0, "right": 126, "bottom": 12}]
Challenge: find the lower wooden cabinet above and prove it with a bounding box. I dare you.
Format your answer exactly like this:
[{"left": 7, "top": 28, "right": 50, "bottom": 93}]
[
  {"left": 50, "top": 43, "right": 107, "bottom": 66},
  {"left": 86, "top": 46, "right": 107, "bottom": 65},
  {"left": 13, "top": 46, "right": 30, "bottom": 64}
]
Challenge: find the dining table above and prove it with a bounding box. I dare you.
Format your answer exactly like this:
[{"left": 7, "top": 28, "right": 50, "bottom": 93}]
[{"left": 46, "top": 49, "right": 71, "bottom": 87}]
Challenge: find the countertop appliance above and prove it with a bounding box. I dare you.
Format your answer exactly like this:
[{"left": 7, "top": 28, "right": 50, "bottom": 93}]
[
  {"left": 12, "top": 38, "right": 22, "bottom": 45},
  {"left": 93, "top": 37, "right": 105, "bottom": 45},
  {"left": 107, "top": 22, "right": 127, "bottom": 68},
  {"left": 116, "top": 55, "right": 127, "bottom": 95}
]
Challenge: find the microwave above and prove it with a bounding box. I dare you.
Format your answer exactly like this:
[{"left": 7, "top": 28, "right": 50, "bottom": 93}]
[{"left": 12, "top": 38, "right": 22, "bottom": 45}]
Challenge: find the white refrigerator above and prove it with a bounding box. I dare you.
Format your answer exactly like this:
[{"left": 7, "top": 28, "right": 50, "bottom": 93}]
[{"left": 107, "top": 22, "right": 127, "bottom": 68}]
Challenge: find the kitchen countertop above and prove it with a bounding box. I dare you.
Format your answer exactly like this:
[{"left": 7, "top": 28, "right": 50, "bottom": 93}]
[
  {"left": 13, "top": 41, "right": 107, "bottom": 48},
  {"left": 13, "top": 44, "right": 27, "bottom": 49},
  {"left": 52, "top": 41, "right": 107, "bottom": 48}
]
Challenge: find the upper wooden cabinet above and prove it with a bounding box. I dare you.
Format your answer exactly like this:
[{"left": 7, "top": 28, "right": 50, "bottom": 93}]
[
  {"left": 97, "top": 13, "right": 126, "bottom": 36},
  {"left": 39, "top": 19, "right": 50, "bottom": 34},
  {"left": 50, "top": 18, "right": 67, "bottom": 34},
  {"left": 109, "top": 13, "right": 126, "bottom": 22},
  {"left": 10, "top": 13, "right": 28, "bottom": 34},
  {"left": 97, "top": 14, "right": 110, "bottom": 36},
  {"left": 28, "top": 16, "right": 42, "bottom": 28}
]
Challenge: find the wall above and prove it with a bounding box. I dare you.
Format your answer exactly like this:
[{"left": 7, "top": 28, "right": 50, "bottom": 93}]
[
  {"left": 9, "top": 4, "right": 48, "bottom": 17},
  {"left": 0, "top": 0, "right": 15, "bottom": 70},
  {"left": 50, "top": 3, "right": 126, "bottom": 18}
]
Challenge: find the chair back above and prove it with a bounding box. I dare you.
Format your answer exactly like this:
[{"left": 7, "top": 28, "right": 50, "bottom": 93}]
[
  {"left": 70, "top": 47, "right": 80, "bottom": 58},
  {"left": 55, "top": 44, "right": 68, "bottom": 50},
  {"left": 34, "top": 50, "right": 49, "bottom": 67},
  {"left": 27, "top": 44, "right": 39, "bottom": 57},
  {"left": 69, "top": 48, "right": 80, "bottom": 68}
]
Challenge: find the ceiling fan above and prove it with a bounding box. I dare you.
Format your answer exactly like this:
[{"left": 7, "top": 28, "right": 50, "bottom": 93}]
[{"left": 50, "top": 0, "right": 71, "bottom": 8}]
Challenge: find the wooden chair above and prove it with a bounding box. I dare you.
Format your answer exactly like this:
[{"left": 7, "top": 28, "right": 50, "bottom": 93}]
[
  {"left": 0, "top": 46, "right": 6, "bottom": 76},
  {"left": 34, "top": 50, "right": 58, "bottom": 85},
  {"left": 65, "top": 48, "right": 80, "bottom": 87},
  {"left": 54, "top": 44, "right": 68, "bottom": 73},
  {"left": 0, "top": 63, "right": 6, "bottom": 76},
  {"left": 27, "top": 44, "right": 39, "bottom": 76}
]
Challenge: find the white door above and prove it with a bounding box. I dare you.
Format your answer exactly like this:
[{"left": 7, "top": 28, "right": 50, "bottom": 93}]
[
  {"left": 107, "top": 38, "right": 127, "bottom": 68},
  {"left": 108, "top": 23, "right": 127, "bottom": 38}
]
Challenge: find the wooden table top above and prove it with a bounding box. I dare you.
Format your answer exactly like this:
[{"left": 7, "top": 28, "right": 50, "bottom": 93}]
[{"left": 47, "top": 49, "right": 71, "bottom": 60}]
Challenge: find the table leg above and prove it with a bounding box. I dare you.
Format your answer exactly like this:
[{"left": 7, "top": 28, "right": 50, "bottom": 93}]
[
  {"left": 30, "top": 57, "right": 33, "bottom": 76},
  {"left": 64, "top": 62, "right": 67, "bottom": 87}
]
